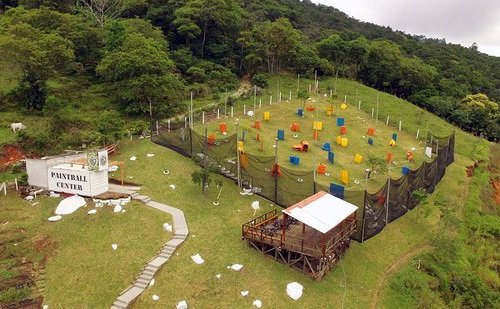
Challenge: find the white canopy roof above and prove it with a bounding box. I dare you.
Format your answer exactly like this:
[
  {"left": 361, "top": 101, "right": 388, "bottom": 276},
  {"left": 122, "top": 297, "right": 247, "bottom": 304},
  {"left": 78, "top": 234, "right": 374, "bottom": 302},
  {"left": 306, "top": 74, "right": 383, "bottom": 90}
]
[{"left": 282, "top": 191, "right": 358, "bottom": 234}]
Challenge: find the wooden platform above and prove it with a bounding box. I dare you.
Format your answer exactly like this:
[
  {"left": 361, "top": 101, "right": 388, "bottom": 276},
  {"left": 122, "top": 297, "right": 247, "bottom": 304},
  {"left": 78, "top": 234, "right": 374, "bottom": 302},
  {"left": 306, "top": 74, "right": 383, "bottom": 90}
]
[{"left": 242, "top": 209, "right": 356, "bottom": 280}]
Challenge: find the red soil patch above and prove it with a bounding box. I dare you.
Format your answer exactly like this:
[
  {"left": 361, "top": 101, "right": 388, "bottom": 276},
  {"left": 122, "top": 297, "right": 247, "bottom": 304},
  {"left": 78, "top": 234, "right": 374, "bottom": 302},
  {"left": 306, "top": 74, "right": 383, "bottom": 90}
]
[
  {"left": 491, "top": 179, "right": 500, "bottom": 204},
  {"left": 0, "top": 144, "right": 26, "bottom": 168}
]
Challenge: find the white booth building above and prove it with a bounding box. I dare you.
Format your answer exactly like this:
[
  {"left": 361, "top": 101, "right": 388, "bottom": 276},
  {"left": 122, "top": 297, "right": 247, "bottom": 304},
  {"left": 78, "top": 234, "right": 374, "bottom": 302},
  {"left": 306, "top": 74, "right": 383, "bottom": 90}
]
[{"left": 26, "top": 150, "right": 109, "bottom": 197}]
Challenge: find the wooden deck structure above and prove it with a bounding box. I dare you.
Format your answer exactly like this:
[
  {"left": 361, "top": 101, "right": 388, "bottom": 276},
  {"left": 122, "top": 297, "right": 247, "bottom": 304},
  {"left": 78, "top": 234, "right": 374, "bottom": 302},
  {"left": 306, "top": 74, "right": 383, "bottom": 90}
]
[{"left": 241, "top": 192, "right": 357, "bottom": 280}]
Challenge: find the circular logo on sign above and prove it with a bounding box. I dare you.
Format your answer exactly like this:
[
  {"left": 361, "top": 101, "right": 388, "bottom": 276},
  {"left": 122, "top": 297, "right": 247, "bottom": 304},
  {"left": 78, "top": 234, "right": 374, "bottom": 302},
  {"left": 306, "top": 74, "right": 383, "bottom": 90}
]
[
  {"left": 88, "top": 155, "right": 98, "bottom": 167},
  {"left": 100, "top": 155, "right": 107, "bottom": 166}
]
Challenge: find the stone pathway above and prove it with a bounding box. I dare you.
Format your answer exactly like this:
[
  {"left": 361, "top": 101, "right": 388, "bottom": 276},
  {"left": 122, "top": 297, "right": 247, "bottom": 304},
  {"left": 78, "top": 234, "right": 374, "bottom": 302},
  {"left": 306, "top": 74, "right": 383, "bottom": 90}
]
[{"left": 110, "top": 187, "right": 188, "bottom": 309}]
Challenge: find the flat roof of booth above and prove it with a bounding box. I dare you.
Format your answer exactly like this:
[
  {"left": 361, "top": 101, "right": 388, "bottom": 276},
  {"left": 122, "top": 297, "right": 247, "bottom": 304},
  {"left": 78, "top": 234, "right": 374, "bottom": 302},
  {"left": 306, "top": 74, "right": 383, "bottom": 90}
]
[{"left": 283, "top": 191, "right": 358, "bottom": 234}]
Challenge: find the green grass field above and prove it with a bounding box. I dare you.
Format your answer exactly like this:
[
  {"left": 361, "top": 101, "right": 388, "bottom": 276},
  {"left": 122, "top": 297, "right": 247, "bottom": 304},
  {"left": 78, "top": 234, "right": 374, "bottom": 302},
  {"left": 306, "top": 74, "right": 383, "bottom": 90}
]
[
  {"left": 111, "top": 137, "right": 475, "bottom": 308},
  {"left": 0, "top": 192, "right": 170, "bottom": 308},
  {"left": 0, "top": 72, "right": 490, "bottom": 308}
]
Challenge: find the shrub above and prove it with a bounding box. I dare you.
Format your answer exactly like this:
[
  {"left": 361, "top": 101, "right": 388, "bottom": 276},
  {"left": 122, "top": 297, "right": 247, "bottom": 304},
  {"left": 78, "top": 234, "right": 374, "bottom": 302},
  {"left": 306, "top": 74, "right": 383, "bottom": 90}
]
[{"left": 251, "top": 74, "right": 268, "bottom": 88}]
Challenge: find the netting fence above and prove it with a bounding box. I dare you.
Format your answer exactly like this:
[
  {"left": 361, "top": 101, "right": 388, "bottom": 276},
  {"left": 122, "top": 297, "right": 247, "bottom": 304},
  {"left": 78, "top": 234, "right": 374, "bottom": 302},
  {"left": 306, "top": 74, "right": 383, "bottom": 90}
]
[{"left": 153, "top": 121, "right": 455, "bottom": 242}]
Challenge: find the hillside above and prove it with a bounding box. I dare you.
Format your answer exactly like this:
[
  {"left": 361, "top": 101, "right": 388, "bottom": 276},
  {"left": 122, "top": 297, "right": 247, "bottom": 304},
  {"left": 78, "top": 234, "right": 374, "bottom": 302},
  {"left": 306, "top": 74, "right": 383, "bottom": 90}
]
[{"left": 0, "top": 2, "right": 498, "bottom": 307}]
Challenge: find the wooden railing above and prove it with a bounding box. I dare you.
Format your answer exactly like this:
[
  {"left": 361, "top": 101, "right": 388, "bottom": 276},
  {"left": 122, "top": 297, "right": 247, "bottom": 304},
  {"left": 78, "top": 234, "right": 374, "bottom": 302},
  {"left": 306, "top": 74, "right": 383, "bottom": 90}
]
[{"left": 242, "top": 213, "right": 357, "bottom": 258}]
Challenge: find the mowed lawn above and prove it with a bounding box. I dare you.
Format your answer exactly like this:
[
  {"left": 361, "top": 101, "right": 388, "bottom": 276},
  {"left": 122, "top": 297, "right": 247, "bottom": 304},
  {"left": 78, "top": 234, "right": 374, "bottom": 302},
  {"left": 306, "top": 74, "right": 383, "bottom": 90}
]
[
  {"left": 0, "top": 192, "right": 170, "bottom": 308},
  {"left": 103, "top": 138, "right": 472, "bottom": 309}
]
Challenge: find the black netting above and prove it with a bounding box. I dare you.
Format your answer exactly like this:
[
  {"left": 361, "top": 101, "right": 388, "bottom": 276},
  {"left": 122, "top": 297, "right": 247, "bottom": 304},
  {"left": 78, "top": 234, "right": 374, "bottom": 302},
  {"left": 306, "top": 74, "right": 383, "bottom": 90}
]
[
  {"left": 152, "top": 126, "right": 192, "bottom": 157},
  {"left": 344, "top": 190, "right": 366, "bottom": 242},
  {"left": 407, "top": 164, "right": 425, "bottom": 209},
  {"left": 363, "top": 182, "right": 388, "bottom": 241},
  {"left": 153, "top": 128, "right": 455, "bottom": 243},
  {"left": 423, "top": 160, "right": 437, "bottom": 193},
  {"left": 447, "top": 133, "right": 455, "bottom": 166},
  {"left": 387, "top": 176, "right": 409, "bottom": 223},
  {"left": 277, "top": 167, "right": 314, "bottom": 206},
  {"left": 240, "top": 153, "right": 276, "bottom": 202}
]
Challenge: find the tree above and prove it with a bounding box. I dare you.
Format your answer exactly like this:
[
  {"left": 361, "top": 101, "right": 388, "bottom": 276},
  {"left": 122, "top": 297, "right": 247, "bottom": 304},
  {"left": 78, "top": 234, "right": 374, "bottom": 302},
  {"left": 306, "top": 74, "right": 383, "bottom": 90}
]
[
  {"left": 77, "top": 0, "right": 123, "bottom": 27},
  {"left": 452, "top": 93, "right": 499, "bottom": 139},
  {"left": 0, "top": 22, "right": 74, "bottom": 110},
  {"left": 96, "top": 30, "right": 186, "bottom": 118},
  {"left": 18, "top": 0, "right": 74, "bottom": 12},
  {"left": 297, "top": 89, "right": 309, "bottom": 111},
  {"left": 173, "top": 0, "right": 244, "bottom": 59},
  {"left": 95, "top": 110, "right": 124, "bottom": 145}
]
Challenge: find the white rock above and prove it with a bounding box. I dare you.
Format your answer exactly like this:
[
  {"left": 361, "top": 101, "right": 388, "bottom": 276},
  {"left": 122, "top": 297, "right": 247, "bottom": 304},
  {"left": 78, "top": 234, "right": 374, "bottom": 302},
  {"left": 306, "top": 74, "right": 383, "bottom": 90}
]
[
  {"left": 47, "top": 215, "right": 62, "bottom": 222},
  {"left": 149, "top": 278, "right": 155, "bottom": 287},
  {"left": 176, "top": 300, "right": 188, "bottom": 309},
  {"left": 191, "top": 253, "right": 204, "bottom": 264},
  {"left": 230, "top": 264, "right": 243, "bottom": 271},
  {"left": 43, "top": 305, "right": 49, "bottom": 309},
  {"left": 55, "top": 195, "right": 86, "bottom": 215},
  {"left": 111, "top": 244, "right": 118, "bottom": 250},
  {"left": 121, "top": 209, "right": 126, "bottom": 213},
  {"left": 247, "top": 110, "right": 255, "bottom": 117},
  {"left": 163, "top": 223, "right": 173, "bottom": 232},
  {"left": 251, "top": 201, "right": 260, "bottom": 210},
  {"left": 87, "top": 209, "right": 97, "bottom": 215},
  {"left": 49, "top": 192, "right": 60, "bottom": 198},
  {"left": 253, "top": 299, "right": 262, "bottom": 308},
  {"left": 113, "top": 205, "right": 123, "bottom": 213},
  {"left": 147, "top": 153, "right": 155, "bottom": 157},
  {"left": 240, "top": 290, "right": 249, "bottom": 297},
  {"left": 152, "top": 294, "right": 160, "bottom": 301},
  {"left": 25, "top": 196, "right": 34, "bottom": 201},
  {"left": 286, "top": 282, "right": 303, "bottom": 300},
  {"left": 108, "top": 165, "right": 119, "bottom": 172},
  {"left": 169, "top": 184, "right": 176, "bottom": 190},
  {"left": 215, "top": 274, "right": 221, "bottom": 279},
  {"left": 129, "top": 156, "right": 137, "bottom": 161}
]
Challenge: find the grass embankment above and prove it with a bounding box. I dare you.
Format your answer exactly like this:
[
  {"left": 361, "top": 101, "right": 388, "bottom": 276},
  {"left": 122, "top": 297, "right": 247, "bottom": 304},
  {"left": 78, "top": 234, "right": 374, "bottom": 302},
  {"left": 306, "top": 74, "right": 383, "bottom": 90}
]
[
  {"left": 380, "top": 140, "right": 498, "bottom": 308},
  {"left": 0, "top": 193, "right": 170, "bottom": 308}
]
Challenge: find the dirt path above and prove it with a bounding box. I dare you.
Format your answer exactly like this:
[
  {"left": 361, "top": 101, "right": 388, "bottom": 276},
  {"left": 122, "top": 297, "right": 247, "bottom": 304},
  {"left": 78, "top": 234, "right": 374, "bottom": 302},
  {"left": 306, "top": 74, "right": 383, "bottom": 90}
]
[{"left": 370, "top": 244, "right": 432, "bottom": 309}]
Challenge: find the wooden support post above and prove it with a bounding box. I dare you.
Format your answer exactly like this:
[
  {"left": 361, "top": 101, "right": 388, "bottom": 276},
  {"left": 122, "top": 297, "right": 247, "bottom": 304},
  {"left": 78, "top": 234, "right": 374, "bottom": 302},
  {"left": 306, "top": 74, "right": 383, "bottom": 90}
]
[{"left": 386, "top": 115, "right": 390, "bottom": 126}]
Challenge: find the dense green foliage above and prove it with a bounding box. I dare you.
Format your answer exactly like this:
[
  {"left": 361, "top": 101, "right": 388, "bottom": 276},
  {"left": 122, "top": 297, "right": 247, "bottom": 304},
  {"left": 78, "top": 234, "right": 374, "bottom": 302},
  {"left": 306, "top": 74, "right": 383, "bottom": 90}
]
[
  {"left": 384, "top": 142, "right": 499, "bottom": 308},
  {"left": 0, "top": 0, "right": 498, "bottom": 142}
]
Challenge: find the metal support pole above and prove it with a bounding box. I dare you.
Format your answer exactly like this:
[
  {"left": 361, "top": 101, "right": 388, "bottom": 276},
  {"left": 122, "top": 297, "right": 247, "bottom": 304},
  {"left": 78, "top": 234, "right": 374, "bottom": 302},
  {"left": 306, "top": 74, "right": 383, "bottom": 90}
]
[
  {"left": 236, "top": 122, "right": 241, "bottom": 189},
  {"left": 385, "top": 165, "right": 391, "bottom": 224}
]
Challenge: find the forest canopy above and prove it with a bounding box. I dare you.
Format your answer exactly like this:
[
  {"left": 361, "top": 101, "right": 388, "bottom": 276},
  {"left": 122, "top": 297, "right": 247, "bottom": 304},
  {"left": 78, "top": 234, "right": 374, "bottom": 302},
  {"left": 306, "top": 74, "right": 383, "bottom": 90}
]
[{"left": 0, "top": 0, "right": 498, "bottom": 140}]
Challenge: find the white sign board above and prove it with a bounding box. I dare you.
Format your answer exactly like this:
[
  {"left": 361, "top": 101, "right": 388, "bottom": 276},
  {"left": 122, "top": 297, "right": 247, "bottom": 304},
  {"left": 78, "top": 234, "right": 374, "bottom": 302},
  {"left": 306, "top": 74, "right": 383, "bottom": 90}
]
[
  {"left": 48, "top": 168, "right": 91, "bottom": 196},
  {"left": 47, "top": 164, "right": 108, "bottom": 197}
]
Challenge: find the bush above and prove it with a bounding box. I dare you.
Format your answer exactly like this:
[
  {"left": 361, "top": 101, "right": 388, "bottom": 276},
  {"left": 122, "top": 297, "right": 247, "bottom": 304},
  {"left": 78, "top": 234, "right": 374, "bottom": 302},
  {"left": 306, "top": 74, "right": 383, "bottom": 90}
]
[{"left": 251, "top": 74, "right": 268, "bottom": 88}]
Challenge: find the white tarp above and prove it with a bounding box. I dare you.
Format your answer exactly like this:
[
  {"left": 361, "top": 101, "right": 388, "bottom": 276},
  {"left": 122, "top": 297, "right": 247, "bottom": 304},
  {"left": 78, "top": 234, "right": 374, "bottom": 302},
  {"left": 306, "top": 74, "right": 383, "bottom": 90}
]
[
  {"left": 55, "top": 195, "right": 86, "bottom": 215},
  {"left": 425, "top": 146, "right": 433, "bottom": 158},
  {"left": 191, "top": 253, "right": 204, "bottom": 264},
  {"left": 286, "top": 282, "right": 303, "bottom": 300},
  {"left": 283, "top": 191, "right": 358, "bottom": 234}
]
